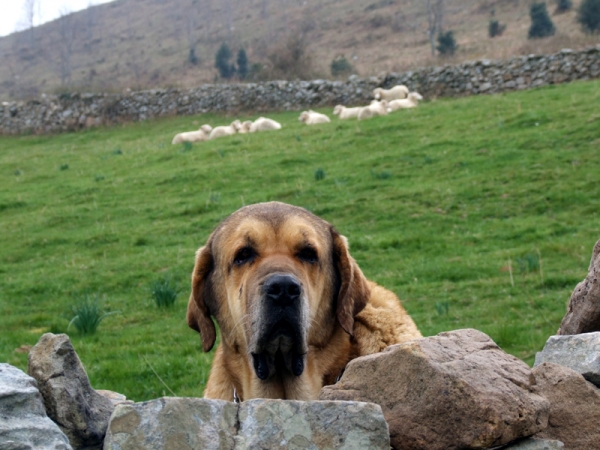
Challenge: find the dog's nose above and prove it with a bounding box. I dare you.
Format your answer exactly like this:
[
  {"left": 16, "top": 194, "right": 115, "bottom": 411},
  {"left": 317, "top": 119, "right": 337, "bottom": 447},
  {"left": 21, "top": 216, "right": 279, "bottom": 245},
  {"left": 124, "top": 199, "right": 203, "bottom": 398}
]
[{"left": 263, "top": 274, "right": 301, "bottom": 305}]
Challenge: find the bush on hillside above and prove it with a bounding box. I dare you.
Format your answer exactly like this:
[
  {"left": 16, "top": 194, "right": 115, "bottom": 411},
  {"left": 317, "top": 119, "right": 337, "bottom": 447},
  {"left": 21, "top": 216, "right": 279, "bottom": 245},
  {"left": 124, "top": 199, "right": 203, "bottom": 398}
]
[
  {"left": 437, "top": 31, "right": 457, "bottom": 56},
  {"left": 215, "top": 43, "right": 236, "bottom": 79},
  {"left": 577, "top": 0, "right": 600, "bottom": 33},
  {"left": 237, "top": 49, "right": 248, "bottom": 80},
  {"left": 188, "top": 47, "right": 199, "bottom": 65},
  {"left": 266, "top": 32, "right": 315, "bottom": 80},
  {"left": 528, "top": 3, "right": 555, "bottom": 38},
  {"left": 330, "top": 55, "right": 354, "bottom": 77},
  {"left": 555, "top": 0, "right": 572, "bottom": 13},
  {"left": 489, "top": 19, "right": 506, "bottom": 38}
]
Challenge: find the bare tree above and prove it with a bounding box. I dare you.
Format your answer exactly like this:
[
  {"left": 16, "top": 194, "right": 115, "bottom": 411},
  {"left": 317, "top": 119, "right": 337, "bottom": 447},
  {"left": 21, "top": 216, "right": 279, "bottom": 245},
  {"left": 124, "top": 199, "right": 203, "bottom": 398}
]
[
  {"left": 426, "top": 0, "right": 444, "bottom": 56},
  {"left": 22, "top": 0, "right": 39, "bottom": 46},
  {"left": 57, "top": 7, "right": 76, "bottom": 87}
]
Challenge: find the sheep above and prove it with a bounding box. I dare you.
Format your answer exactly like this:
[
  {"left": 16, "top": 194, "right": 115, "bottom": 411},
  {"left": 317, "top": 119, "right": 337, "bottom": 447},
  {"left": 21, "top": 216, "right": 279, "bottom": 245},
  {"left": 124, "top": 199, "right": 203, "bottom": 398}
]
[
  {"left": 171, "top": 124, "right": 213, "bottom": 144},
  {"left": 249, "top": 117, "right": 282, "bottom": 132},
  {"left": 238, "top": 121, "right": 253, "bottom": 134},
  {"left": 208, "top": 120, "right": 241, "bottom": 140},
  {"left": 373, "top": 85, "right": 409, "bottom": 101},
  {"left": 357, "top": 100, "right": 388, "bottom": 121},
  {"left": 299, "top": 110, "right": 331, "bottom": 125},
  {"left": 387, "top": 92, "right": 424, "bottom": 112},
  {"left": 333, "top": 105, "right": 361, "bottom": 120}
]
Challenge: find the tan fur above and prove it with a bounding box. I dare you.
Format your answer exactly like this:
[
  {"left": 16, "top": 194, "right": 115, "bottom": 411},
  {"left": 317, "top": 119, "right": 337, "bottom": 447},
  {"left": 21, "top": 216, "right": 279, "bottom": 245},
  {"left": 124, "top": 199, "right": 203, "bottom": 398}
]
[{"left": 187, "top": 201, "right": 421, "bottom": 401}]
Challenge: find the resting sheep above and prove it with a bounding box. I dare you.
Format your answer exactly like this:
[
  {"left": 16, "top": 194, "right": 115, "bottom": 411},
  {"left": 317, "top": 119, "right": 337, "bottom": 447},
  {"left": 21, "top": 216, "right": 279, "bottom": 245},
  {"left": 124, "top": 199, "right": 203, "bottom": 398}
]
[
  {"left": 333, "top": 105, "right": 361, "bottom": 120},
  {"left": 373, "top": 85, "right": 409, "bottom": 101},
  {"left": 299, "top": 110, "right": 331, "bottom": 125},
  {"left": 249, "top": 117, "right": 282, "bottom": 132},
  {"left": 238, "top": 121, "right": 253, "bottom": 134},
  {"left": 171, "top": 124, "right": 213, "bottom": 144},
  {"left": 357, "top": 100, "right": 388, "bottom": 121},
  {"left": 387, "top": 92, "right": 424, "bottom": 112},
  {"left": 209, "top": 120, "right": 241, "bottom": 140}
]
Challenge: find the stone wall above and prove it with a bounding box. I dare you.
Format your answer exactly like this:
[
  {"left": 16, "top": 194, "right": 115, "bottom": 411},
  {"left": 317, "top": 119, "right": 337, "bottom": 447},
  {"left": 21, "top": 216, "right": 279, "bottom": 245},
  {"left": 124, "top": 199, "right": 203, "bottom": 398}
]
[{"left": 1, "top": 46, "right": 599, "bottom": 135}]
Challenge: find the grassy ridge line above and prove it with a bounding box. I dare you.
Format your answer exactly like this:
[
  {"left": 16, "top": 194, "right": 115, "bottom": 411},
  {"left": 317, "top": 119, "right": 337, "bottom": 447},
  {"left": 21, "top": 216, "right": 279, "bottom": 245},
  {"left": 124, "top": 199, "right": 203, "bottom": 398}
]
[{"left": 1, "top": 80, "right": 599, "bottom": 401}]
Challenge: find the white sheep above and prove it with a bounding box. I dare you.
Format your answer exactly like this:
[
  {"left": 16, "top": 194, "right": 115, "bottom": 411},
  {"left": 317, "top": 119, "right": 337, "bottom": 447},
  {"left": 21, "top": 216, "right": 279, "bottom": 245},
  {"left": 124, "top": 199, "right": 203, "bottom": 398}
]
[
  {"left": 387, "top": 92, "right": 424, "bottom": 112},
  {"left": 333, "top": 105, "right": 361, "bottom": 120},
  {"left": 373, "top": 85, "right": 409, "bottom": 101},
  {"left": 357, "top": 100, "right": 388, "bottom": 120},
  {"left": 299, "top": 110, "right": 331, "bottom": 125},
  {"left": 249, "top": 117, "right": 282, "bottom": 132},
  {"left": 208, "top": 120, "right": 241, "bottom": 140},
  {"left": 238, "top": 120, "right": 253, "bottom": 134},
  {"left": 171, "top": 124, "right": 213, "bottom": 144}
]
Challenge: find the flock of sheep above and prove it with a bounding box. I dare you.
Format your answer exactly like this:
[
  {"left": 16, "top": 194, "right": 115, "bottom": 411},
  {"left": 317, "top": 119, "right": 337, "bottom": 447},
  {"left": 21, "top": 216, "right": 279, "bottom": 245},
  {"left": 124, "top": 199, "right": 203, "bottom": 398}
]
[{"left": 171, "top": 84, "right": 423, "bottom": 144}]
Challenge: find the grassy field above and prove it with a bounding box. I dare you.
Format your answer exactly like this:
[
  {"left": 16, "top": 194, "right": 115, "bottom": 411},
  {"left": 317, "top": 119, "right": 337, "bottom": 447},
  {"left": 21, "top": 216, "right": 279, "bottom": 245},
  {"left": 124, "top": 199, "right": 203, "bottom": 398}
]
[{"left": 1, "top": 80, "right": 599, "bottom": 401}]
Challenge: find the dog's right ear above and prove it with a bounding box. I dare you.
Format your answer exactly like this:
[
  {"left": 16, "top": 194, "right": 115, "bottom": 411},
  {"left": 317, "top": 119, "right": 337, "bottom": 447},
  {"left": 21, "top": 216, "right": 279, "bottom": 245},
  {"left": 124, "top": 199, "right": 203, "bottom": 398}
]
[{"left": 187, "top": 244, "right": 217, "bottom": 352}]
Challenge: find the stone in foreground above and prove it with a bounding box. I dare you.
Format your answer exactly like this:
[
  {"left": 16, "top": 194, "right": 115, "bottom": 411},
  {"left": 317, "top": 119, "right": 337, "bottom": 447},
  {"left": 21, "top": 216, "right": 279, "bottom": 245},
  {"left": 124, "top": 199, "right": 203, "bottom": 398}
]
[
  {"left": 103, "top": 398, "right": 390, "bottom": 450},
  {"left": 534, "top": 332, "right": 600, "bottom": 386},
  {"left": 28, "top": 333, "right": 116, "bottom": 450},
  {"left": 0, "top": 363, "right": 72, "bottom": 450},
  {"left": 558, "top": 238, "right": 600, "bottom": 334},
  {"left": 504, "top": 437, "right": 564, "bottom": 449},
  {"left": 532, "top": 362, "right": 600, "bottom": 450},
  {"left": 236, "top": 399, "right": 389, "bottom": 449},
  {"left": 319, "top": 329, "right": 549, "bottom": 450}
]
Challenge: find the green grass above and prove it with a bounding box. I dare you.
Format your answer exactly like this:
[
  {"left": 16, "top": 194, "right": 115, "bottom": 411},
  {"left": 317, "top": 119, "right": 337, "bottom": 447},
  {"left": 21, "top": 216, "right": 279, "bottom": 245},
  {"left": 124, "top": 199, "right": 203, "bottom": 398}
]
[{"left": 1, "top": 80, "right": 599, "bottom": 401}]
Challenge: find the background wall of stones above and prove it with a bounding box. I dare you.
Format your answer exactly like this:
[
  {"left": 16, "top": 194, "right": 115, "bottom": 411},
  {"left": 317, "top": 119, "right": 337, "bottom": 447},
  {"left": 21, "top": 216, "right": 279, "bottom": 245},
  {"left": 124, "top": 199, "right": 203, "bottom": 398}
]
[{"left": 1, "top": 46, "right": 599, "bottom": 136}]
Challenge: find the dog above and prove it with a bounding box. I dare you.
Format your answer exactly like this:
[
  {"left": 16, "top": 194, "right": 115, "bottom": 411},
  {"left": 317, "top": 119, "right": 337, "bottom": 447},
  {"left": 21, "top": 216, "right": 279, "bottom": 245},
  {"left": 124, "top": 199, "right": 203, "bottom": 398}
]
[{"left": 187, "top": 201, "right": 421, "bottom": 401}]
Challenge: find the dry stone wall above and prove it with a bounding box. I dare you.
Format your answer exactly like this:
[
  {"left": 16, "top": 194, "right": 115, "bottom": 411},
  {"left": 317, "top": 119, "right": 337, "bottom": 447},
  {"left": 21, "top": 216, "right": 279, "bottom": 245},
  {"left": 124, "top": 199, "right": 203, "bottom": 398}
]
[{"left": 1, "top": 46, "right": 599, "bottom": 135}]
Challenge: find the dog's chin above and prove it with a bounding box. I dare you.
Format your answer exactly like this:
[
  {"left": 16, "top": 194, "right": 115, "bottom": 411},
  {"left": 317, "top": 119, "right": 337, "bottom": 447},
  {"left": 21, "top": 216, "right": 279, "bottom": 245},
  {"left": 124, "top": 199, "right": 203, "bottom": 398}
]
[{"left": 250, "top": 322, "right": 307, "bottom": 380}]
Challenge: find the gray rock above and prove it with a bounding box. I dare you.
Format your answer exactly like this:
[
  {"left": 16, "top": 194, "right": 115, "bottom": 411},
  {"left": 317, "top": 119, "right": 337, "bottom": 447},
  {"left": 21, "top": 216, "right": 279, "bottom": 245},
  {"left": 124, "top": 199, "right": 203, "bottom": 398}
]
[
  {"left": 504, "top": 437, "right": 564, "bottom": 449},
  {"left": 236, "top": 399, "right": 389, "bottom": 449},
  {"left": 319, "top": 329, "right": 549, "bottom": 450},
  {"left": 0, "top": 363, "right": 72, "bottom": 450},
  {"left": 103, "top": 398, "right": 389, "bottom": 450},
  {"left": 534, "top": 332, "right": 600, "bottom": 386},
  {"left": 28, "top": 333, "right": 116, "bottom": 450}
]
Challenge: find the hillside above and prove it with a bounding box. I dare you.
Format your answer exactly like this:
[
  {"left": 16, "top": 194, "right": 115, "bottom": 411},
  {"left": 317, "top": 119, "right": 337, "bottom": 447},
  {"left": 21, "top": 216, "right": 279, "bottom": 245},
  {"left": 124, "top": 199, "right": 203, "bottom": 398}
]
[
  {"left": 1, "top": 0, "right": 598, "bottom": 101},
  {"left": 1, "top": 80, "right": 599, "bottom": 400}
]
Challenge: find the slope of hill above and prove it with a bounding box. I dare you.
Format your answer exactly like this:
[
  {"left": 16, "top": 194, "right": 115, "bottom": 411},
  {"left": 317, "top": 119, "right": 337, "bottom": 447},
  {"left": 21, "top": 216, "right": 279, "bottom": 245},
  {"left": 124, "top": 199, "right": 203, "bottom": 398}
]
[{"left": 0, "top": 0, "right": 597, "bottom": 100}]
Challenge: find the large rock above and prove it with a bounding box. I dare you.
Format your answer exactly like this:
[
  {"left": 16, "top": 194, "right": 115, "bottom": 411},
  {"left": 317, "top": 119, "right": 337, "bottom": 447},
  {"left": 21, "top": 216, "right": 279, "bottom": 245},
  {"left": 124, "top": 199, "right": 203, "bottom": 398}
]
[
  {"left": 103, "top": 398, "right": 390, "bottom": 450},
  {"left": 532, "top": 362, "right": 600, "bottom": 450},
  {"left": 0, "top": 363, "right": 72, "bottom": 450},
  {"left": 558, "top": 238, "right": 600, "bottom": 334},
  {"left": 534, "top": 332, "right": 600, "bottom": 386},
  {"left": 27, "top": 333, "right": 116, "bottom": 450},
  {"left": 504, "top": 437, "right": 564, "bottom": 449},
  {"left": 319, "top": 329, "right": 549, "bottom": 450}
]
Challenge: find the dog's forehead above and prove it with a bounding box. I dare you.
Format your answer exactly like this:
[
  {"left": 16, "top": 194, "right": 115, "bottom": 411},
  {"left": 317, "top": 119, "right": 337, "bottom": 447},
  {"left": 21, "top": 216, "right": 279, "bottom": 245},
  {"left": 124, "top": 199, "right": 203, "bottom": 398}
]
[{"left": 213, "top": 202, "right": 331, "bottom": 249}]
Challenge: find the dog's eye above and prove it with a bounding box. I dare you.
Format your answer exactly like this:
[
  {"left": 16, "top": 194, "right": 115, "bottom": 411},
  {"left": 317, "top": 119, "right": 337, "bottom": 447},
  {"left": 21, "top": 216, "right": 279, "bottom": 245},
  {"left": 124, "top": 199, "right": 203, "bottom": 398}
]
[
  {"left": 234, "top": 247, "right": 255, "bottom": 266},
  {"left": 297, "top": 247, "right": 318, "bottom": 264}
]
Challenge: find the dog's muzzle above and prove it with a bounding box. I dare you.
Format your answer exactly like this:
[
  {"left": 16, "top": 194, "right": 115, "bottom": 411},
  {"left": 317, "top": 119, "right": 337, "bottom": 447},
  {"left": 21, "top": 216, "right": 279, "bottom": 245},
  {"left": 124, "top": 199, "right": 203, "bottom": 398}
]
[{"left": 251, "top": 273, "right": 306, "bottom": 381}]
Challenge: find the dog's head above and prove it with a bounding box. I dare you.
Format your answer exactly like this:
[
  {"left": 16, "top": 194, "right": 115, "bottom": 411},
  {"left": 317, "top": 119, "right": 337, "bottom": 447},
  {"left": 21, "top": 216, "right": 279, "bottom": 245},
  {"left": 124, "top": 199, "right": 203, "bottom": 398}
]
[{"left": 187, "top": 202, "right": 370, "bottom": 381}]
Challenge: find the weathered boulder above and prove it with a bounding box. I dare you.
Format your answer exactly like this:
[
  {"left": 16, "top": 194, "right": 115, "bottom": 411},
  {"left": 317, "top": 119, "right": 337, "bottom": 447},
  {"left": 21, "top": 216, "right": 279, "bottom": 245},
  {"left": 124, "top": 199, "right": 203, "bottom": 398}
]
[
  {"left": 319, "top": 329, "right": 549, "bottom": 450},
  {"left": 235, "top": 399, "right": 389, "bottom": 449},
  {"left": 27, "top": 333, "right": 116, "bottom": 450},
  {"left": 504, "top": 437, "right": 564, "bottom": 449},
  {"left": 532, "top": 362, "right": 600, "bottom": 450},
  {"left": 558, "top": 238, "right": 600, "bottom": 334},
  {"left": 103, "top": 398, "right": 390, "bottom": 450},
  {"left": 0, "top": 363, "right": 72, "bottom": 450},
  {"left": 534, "top": 332, "right": 600, "bottom": 386}
]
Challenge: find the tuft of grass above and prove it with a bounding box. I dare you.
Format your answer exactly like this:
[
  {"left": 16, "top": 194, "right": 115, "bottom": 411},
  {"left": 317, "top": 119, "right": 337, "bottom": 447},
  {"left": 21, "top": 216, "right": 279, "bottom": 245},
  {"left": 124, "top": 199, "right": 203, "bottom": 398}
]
[
  {"left": 181, "top": 141, "right": 193, "bottom": 152},
  {"left": 371, "top": 169, "right": 392, "bottom": 179},
  {"left": 315, "top": 168, "right": 326, "bottom": 181},
  {"left": 516, "top": 253, "right": 540, "bottom": 274},
  {"left": 68, "top": 293, "right": 118, "bottom": 336},
  {"left": 435, "top": 301, "right": 450, "bottom": 316},
  {"left": 59, "top": 163, "right": 69, "bottom": 171},
  {"left": 150, "top": 276, "right": 180, "bottom": 308},
  {"left": 113, "top": 148, "right": 123, "bottom": 155}
]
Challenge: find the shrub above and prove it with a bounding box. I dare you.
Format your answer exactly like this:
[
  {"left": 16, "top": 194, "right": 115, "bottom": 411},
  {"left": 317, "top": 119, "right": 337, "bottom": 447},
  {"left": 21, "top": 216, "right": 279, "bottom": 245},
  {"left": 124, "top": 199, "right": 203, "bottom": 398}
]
[
  {"left": 266, "top": 32, "right": 315, "bottom": 80},
  {"left": 237, "top": 49, "right": 248, "bottom": 80},
  {"left": 577, "top": 0, "right": 600, "bottom": 33},
  {"left": 188, "top": 47, "right": 199, "bottom": 65},
  {"left": 150, "top": 275, "right": 180, "bottom": 308},
  {"left": 556, "top": 0, "right": 572, "bottom": 12},
  {"left": 436, "top": 31, "right": 457, "bottom": 56},
  {"left": 488, "top": 19, "right": 506, "bottom": 38},
  {"left": 528, "top": 3, "right": 555, "bottom": 39},
  {"left": 215, "top": 43, "right": 236, "bottom": 79},
  {"left": 68, "top": 293, "right": 118, "bottom": 335},
  {"left": 330, "top": 55, "right": 353, "bottom": 77}
]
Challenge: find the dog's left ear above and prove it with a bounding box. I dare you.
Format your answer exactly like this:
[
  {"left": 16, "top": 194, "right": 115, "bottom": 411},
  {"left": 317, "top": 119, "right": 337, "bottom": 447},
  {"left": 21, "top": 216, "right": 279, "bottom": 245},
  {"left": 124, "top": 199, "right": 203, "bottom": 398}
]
[
  {"left": 187, "top": 244, "right": 217, "bottom": 352},
  {"left": 331, "top": 228, "right": 371, "bottom": 336}
]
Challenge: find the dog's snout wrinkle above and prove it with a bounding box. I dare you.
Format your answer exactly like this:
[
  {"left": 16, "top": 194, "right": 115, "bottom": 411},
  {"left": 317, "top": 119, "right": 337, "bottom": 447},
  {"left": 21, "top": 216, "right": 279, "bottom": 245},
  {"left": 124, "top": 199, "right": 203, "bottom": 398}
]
[{"left": 263, "top": 274, "right": 301, "bottom": 305}]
